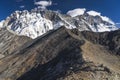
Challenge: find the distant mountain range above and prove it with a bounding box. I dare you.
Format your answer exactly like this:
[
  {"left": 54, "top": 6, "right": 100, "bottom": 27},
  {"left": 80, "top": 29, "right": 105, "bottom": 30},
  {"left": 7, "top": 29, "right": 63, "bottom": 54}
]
[{"left": 0, "top": 8, "right": 118, "bottom": 39}]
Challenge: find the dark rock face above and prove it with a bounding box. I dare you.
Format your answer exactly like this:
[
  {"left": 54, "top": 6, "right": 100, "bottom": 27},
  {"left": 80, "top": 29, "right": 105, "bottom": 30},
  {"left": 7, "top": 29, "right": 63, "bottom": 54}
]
[
  {"left": 81, "top": 30, "right": 120, "bottom": 55},
  {"left": 0, "top": 27, "right": 120, "bottom": 80}
]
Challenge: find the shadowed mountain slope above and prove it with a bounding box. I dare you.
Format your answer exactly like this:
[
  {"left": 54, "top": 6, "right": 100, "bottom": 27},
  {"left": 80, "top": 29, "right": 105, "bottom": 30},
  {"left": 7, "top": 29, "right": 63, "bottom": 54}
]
[
  {"left": 0, "top": 28, "right": 31, "bottom": 58},
  {"left": 0, "top": 27, "right": 120, "bottom": 80},
  {"left": 81, "top": 30, "right": 120, "bottom": 55}
]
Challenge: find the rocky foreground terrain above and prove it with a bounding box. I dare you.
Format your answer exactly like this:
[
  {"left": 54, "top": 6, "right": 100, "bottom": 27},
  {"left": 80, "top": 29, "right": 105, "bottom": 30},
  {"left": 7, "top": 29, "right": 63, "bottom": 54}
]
[{"left": 0, "top": 26, "right": 120, "bottom": 80}]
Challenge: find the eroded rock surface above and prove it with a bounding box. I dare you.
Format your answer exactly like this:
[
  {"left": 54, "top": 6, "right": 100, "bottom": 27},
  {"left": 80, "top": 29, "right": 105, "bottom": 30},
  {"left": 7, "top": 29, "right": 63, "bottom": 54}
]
[
  {"left": 0, "top": 28, "right": 31, "bottom": 58},
  {"left": 0, "top": 27, "right": 120, "bottom": 80}
]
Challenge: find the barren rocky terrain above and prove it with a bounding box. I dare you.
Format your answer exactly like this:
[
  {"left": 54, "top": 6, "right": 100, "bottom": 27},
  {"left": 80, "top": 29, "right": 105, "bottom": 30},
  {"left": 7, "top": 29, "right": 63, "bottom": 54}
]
[{"left": 0, "top": 27, "right": 120, "bottom": 80}]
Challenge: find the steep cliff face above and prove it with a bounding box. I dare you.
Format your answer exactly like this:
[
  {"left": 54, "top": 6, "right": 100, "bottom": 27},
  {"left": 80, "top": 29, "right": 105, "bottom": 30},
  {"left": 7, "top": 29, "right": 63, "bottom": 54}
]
[
  {"left": 0, "top": 28, "right": 31, "bottom": 58},
  {"left": 81, "top": 30, "right": 120, "bottom": 55},
  {"left": 0, "top": 27, "right": 119, "bottom": 80}
]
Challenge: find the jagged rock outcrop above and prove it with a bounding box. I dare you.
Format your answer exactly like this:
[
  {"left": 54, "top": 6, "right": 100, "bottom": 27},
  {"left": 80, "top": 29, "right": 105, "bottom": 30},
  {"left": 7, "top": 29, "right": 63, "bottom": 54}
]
[{"left": 0, "top": 27, "right": 120, "bottom": 80}]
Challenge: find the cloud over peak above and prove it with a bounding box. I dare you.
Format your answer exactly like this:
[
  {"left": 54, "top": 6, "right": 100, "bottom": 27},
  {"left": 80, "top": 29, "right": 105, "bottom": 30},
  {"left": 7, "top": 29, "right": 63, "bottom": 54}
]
[
  {"left": 19, "top": 5, "right": 25, "bottom": 9},
  {"left": 87, "top": 11, "right": 101, "bottom": 16},
  {"left": 67, "top": 8, "right": 86, "bottom": 17},
  {"left": 34, "top": 0, "right": 52, "bottom": 9}
]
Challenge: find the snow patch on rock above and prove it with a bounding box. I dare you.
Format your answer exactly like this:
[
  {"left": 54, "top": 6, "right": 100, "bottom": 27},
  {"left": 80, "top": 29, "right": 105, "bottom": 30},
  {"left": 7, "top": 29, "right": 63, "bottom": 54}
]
[
  {"left": 87, "top": 10, "right": 115, "bottom": 25},
  {"left": 101, "top": 16, "right": 115, "bottom": 25},
  {"left": 0, "top": 20, "right": 4, "bottom": 28}
]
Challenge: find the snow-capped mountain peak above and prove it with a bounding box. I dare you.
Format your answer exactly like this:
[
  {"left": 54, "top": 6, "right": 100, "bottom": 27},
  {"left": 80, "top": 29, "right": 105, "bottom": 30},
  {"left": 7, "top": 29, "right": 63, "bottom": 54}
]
[
  {"left": 0, "top": 8, "right": 118, "bottom": 39},
  {"left": 4, "top": 10, "right": 53, "bottom": 39},
  {"left": 87, "top": 10, "right": 115, "bottom": 25}
]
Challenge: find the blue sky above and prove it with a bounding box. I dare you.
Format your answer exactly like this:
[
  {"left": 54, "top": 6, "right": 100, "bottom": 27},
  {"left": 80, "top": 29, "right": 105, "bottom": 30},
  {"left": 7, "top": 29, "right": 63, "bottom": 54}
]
[{"left": 0, "top": 0, "right": 120, "bottom": 23}]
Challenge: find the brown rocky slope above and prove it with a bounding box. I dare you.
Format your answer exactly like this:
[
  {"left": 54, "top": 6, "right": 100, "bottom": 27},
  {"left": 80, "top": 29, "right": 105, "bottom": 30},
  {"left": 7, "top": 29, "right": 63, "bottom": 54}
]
[
  {"left": 0, "top": 27, "right": 120, "bottom": 80},
  {"left": 0, "top": 28, "right": 31, "bottom": 58}
]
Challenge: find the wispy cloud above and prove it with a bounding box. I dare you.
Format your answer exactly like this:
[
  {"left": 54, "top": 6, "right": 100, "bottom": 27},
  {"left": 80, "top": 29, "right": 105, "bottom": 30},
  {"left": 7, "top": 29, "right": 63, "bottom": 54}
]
[
  {"left": 116, "top": 23, "right": 120, "bottom": 24},
  {"left": 34, "top": 0, "right": 52, "bottom": 9},
  {"left": 67, "top": 8, "right": 86, "bottom": 17},
  {"left": 19, "top": 5, "right": 25, "bottom": 9}
]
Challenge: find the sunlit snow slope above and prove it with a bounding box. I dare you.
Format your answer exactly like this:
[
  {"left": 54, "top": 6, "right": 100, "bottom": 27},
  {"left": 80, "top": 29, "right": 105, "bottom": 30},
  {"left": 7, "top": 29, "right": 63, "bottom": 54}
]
[{"left": 0, "top": 8, "right": 118, "bottom": 39}]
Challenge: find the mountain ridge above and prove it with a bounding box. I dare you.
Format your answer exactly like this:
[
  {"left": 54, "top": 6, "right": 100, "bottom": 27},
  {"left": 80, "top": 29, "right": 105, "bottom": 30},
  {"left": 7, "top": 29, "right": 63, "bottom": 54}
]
[
  {"left": 0, "top": 26, "right": 120, "bottom": 80},
  {"left": 0, "top": 8, "right": 118, "bottom": 39},
  {"left": 0, "top": 8, "right": 120, "bottom": 80}
]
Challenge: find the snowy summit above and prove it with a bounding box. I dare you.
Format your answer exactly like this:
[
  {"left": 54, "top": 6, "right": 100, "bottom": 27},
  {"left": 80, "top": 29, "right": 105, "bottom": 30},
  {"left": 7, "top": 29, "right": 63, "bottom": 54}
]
[
  {"left": 34, "top": 0, "right": 52, "bottom": 9},
  {"left": 0, "top": 8, "right": 118, "bottom": 39}
]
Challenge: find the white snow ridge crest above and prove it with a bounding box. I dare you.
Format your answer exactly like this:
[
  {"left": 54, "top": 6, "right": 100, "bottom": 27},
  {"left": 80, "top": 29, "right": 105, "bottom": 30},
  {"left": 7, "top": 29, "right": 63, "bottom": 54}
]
[{"left": 0, "top": 8, "right": 118, "bottom": 39}]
